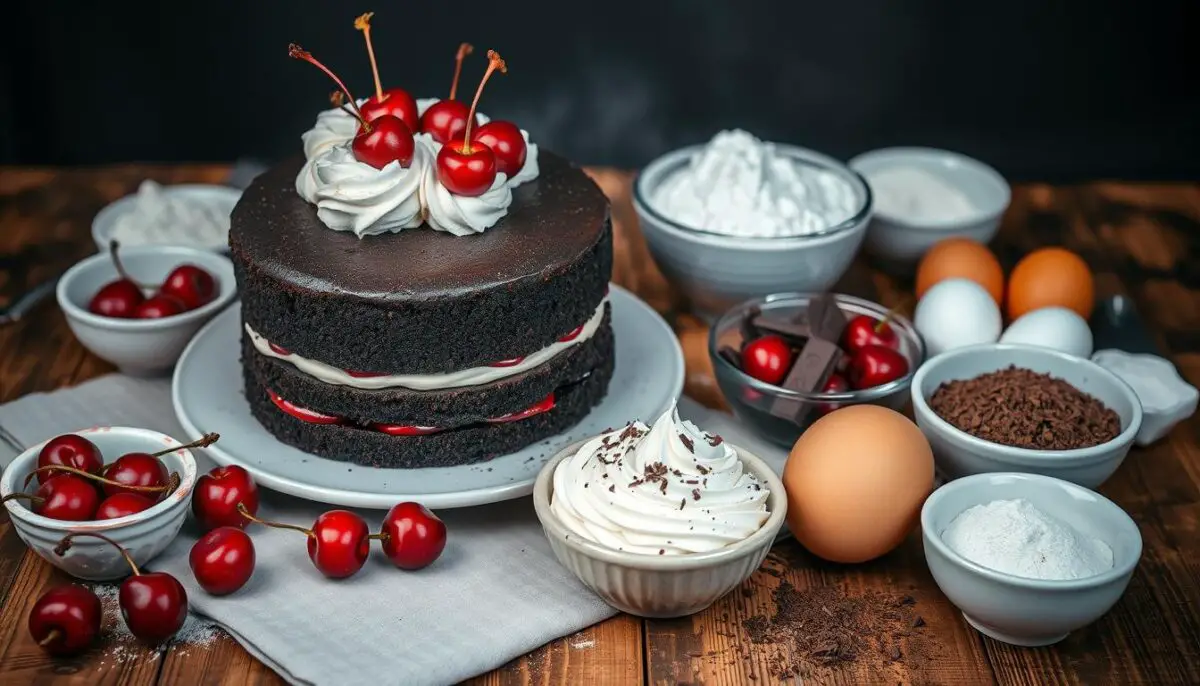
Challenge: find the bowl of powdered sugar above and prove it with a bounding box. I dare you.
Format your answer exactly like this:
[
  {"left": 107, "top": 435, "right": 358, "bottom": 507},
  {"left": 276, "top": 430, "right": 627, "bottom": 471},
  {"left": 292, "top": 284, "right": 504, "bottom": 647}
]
[
  {"left": 921, "top": 471, "right": 1142, "bottom": 647},
  {"left": 634, "top": 130, "right": 871, "bottom": 320}
]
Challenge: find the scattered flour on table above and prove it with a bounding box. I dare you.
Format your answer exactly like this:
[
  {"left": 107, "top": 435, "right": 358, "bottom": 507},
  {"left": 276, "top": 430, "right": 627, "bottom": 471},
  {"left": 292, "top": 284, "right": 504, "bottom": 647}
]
[
  {"left": 942, "top": 498, "right": 1114, "bottom": 580},
  {"left": 89, "top": 584, "right": 222, "bottom": 666}
]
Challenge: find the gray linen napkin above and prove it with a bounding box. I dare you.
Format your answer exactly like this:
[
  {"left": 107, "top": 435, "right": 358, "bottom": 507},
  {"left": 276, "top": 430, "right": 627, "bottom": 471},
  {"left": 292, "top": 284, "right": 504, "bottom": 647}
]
[{"left": 0, "top": 375, "right": 788, "bottom": 686}]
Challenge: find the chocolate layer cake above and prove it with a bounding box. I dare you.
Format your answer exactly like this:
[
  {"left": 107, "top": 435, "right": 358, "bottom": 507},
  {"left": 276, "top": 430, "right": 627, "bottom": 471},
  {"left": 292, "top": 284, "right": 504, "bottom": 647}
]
[{"left": 230, "top": 150, "right": 614, "bottom": 468}]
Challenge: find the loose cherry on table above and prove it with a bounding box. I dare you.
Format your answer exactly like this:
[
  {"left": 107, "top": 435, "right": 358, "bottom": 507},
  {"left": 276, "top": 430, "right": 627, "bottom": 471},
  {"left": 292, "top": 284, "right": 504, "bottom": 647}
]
[
  {"left": 740, "top": 335, "right": 795, "bottom": 386},
  {"left": 96, "top": 492, "right": 157, "bottom": 520},
  {"left": 353, "top": 12, "right": 419, "bottom": 132},
  {"left": 378, "top": 502, "right": 447, "bottom": 570},
  {"left": 190, "top": 526, "right": 256, "bottom": 596},
  {"left": 28, "top": 585, "right": 103, "bottom": 656},
  {"left": 420, "top": 42, "right": 477, "bottom": 144},
  {"left": 289, "top": 44, "right": 414, "bottom": 170},
  {"left": 1, "top": 474, "right": 101, "bottom": 521},
  {"left": 55, "top": 533, "right": 187, "bottom": 643},
  {"left": 239, "top": 504, "right": 370, "bottom": 579},
  {"left": 36, "top": 434, "right": 103, "bottom": 485},
  {"left": 436, "top": 50, "right": 508, "bottom": 197},
  {"left": 847, "top": 344, "right": 910, "bottom": 390},
  {"left": 842, "top": 313, "right": 900, "bottom": 355},
  {"left": 192, "top": 464, "right": 260, "bottom": 532}
]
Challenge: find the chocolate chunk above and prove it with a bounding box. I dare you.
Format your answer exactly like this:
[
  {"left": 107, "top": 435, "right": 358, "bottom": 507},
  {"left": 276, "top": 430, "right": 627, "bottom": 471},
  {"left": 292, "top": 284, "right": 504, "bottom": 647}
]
[
  {"left": 718, "top": 345, "right": 743, "bottom": 369},
  {"left": 751, "top": 315, "right": 810, "bottom": 343},
  {"left": 768, "top": 295, "right": 847, "bottom": 423},
  {"left": 740, "top": 305, "right": 762, "bottom": 342}
]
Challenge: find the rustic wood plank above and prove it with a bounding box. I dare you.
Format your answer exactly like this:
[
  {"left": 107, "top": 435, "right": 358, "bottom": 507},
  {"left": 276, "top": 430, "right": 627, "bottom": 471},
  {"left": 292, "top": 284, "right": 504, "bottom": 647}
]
[
  {"left": 155, "top": 631, "right": 286, "bottom": 686},
  {"left": 465, "top": 615, "right": 644, "bottom": 686}
]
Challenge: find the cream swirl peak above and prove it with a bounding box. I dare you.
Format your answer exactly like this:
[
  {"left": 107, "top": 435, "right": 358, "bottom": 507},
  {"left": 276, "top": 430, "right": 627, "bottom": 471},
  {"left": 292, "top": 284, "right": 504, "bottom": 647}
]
[
  {"left": 551, "top": 403, "right": 770, "bottom": 555},
  {"left": 420, "top": 135, "right": 513, "bottom": 236},
  {"left": 298, "top": 142, "right": 427, "bottom": 238}
]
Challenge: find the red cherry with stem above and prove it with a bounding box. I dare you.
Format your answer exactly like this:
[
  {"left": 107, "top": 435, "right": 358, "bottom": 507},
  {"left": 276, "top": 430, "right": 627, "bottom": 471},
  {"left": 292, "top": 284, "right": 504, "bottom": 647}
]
[
  {"left": 159, "top": 264, "right": 216, "bottom": 310},
  {"left": 238, "top": 505, "right": 370, "bottom": 579},
  {"left": 289, "top": 44, "right": 413, "bottom": 170},
  {"left": 189, "top": 527, "right": 255, "bottom": 596},
  {"left": 353, "top": 12, "right": 419, "bottom": 132},
  {"left": 193, "top": 465, "right": 259, "bottom": 532},
  {"left": 376, "top": 502, "right": 447, "bottom": 570},
  {"left": 96, "top": 492, "right": 156, "bottom": 520},
  {"left": 55, "top": 533, "right": 187, "bottom": 643},
  {"left": 842, "top": 313, "right": 900, "bottom": 355},
  {"left": 816, "top": 372, "right": 850, "bottom": 416},
  {"left": 133, "top": 293, "right": 187, "bottom": 319},
  {"left": 436, "top": 50, "right": 508, "bottom": 196},
  {"left": 102, "top": 454, "right": 169, "bottom": 498},
  {"left": 2, "top": 474, "right": 100, "bottom": 521},
  {"left": 28, "top": 585, "right": 102, "bottom": 656},
  {"left": 472, "top": 121, "right": 527, "bottom": 179},
  {"left": 741, "top": 335, "right": 795, "bottom": 385},
  {"left": 420, "top": 42, "right": 477, "bottom": 144},
  {"left": 846, "top": 345, "right": 910, "bottom": 390},
  {"left": 36, "top": 433, "right": 103, "bottom": 484},
  {"left": 87, "top": 241, "right": 145, "bottom": 317}
]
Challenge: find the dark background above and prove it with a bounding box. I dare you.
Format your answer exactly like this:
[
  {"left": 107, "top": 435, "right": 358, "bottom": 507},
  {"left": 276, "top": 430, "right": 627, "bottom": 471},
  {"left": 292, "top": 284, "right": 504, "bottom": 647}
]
[{"left": 1, "top": 0, "right": 1196, "bottom": 179}]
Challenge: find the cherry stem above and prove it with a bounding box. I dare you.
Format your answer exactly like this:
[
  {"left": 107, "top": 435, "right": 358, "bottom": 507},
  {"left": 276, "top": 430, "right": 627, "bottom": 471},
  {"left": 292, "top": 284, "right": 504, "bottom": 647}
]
[
  {"left": 330, "top": 91, "right": 357, "bottom": 119},
  {"left": 448, "top": 42, "right": 474, "bottom": 101},
  {"left": 460, "top": 50, "right": 507, "bottom": 154},
  {"left": 22, "top": 465, "right": 182, "bottom": 494},
  {"left": 367, "top": 532, "right": 388, "bottom": 541},
  {"left": 107, "top": 240, "right": 151, "bottom": 291},
  {"left": 55, "top": 532, "right": 141, "bottom": 576},
  {"left": 37, "top": 630, "right": 61, "bottom": 648},
  {"left": 150, "top": 432, "right": 219, "bottom": 458},
  {"left": 288, "top": 44, "right": 368, "bottom": 129},
  {"left": 237, "top": 503, "right": 313, "bottom": 538},
  {"left": 874, "top": 308, "right": 898, "bottom": 334},
  {"left": 353, "top": 12, "right": 384, "bottom": 102},
  {"left": 0, "top": 493, "right": 43, "bottom": 506}
]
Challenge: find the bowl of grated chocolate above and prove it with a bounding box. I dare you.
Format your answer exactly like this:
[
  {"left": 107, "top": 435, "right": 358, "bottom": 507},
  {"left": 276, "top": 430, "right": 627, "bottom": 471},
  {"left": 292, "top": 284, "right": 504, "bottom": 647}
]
[{"left": 910, "top": 343, "right": 1142, "bottom": 488}]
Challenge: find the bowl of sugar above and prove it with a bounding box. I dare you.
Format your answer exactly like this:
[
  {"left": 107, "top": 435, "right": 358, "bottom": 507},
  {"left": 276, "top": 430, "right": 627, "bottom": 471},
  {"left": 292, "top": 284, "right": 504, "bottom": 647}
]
[
  {"left": 634, "top": 130, "right": 872, "bottom": 321},
  {"left": 849, "top": 147, "right": 1010, "bottom": 274}
]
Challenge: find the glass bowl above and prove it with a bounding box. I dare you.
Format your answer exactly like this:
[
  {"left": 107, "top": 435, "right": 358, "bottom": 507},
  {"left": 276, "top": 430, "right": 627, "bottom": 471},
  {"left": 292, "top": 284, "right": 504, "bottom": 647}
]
[{"left": 708, "top": 292, "right": 926, "bottom": 448}]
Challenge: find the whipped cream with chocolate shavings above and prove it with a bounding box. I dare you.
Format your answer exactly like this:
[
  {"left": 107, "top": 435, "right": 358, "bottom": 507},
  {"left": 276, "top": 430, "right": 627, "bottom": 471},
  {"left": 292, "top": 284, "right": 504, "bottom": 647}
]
[{"left": 551, "top": 402, "right": 770, "bottom": 555}]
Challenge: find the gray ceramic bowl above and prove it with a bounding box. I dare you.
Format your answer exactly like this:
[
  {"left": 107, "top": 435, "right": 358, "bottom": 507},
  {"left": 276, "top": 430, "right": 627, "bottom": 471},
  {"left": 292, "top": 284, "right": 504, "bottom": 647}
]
[
  {"left": 1, "top": 426, "right": 198, "bottom": 581},
  {"left": 633, "top": 143, "right": 871, "bottom": 320},
  {"left": 911, "top": 344, "right": 1142, "bottom": 488},
  {"left": 56, "top": 245, "right": 236, "bottom": 376},
  {"left": 922, "top": 472, "right": 1141, "bottom": 646},
  {"left": 533, "top": 438, "right": 787, "bottom": 618},
  {"left": 849, "top": 147, "right": 1010, "bottom": 273}
]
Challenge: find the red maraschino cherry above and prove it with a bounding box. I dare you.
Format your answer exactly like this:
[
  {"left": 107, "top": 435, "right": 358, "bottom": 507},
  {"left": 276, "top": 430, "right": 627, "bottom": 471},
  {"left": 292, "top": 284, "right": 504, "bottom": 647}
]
[
  {"left": 133, "top": 293, "right": 187, "bottom": 319},
  {"left": 238, "top": 504, "right": 370, "bottom": 579},
  {"left": 2, "top": 474, "right": 101, "bottom": 521},
  {"left": 472, "top": 120, "right": 527, "bottom": 179},
  {"left": 436, "top": 50, "right": 507, "bottom": 196},
  {"left": 842, "top": 312, "right": 900, "bottom": 355},
  {"left": 28, "top": 585, "right": 103, "bottom": 656},
  {"left": 741, "top": 335, "right": 794, "bottom": 385},
  {"left": 190, "top": 527, "right": 256, "bottom": 596},
  {"left": 36, "top": 434, "right": 104, "bottom": 485},
  {"left": 353, "top": 12, "right": 419, "bottom": 132},
  {"left": 193, "top": 465, "right": 260, "bottom": 532},
  {"left": 289, "top": 44, "right": 414, "bottom": 170},
  {"left": 159, "top": 264, "right": 217, "bottom": 310},
  {"left": 96, "top": 492, "right": 156, "bottom": 520},
  {"left": 847, "top": 345, "right": 910, "bottom": 390},
  {"left": 420, "top": 42, "right": 476, "bottom": 144},
  {"left": 87, "top": 242, "right": 145, "bottom": 317},
  {"left": 377, "top": 502, "right": 447, "bottom": 570},
  {"left": 55, "top": 533, "right": 187, "bottom": 644}
]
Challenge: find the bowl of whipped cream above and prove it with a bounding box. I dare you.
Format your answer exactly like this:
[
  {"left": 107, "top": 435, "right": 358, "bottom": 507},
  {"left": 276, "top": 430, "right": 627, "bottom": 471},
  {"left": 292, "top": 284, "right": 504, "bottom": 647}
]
[
  {"left": 633, "top": 130, "right": 872, "bottom": 320},
  {"left": 533, "top": 401, "right": 787, "bottom": 618}
]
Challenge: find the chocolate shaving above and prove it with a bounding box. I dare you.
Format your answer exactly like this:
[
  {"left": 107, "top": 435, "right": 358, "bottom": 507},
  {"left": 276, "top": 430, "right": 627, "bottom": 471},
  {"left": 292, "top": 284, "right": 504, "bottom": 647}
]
[
  {"left": 680, "top": 498, "right": 686, "bottom": 510},
  {"left": 679, "top": 433, "right": 695, "bottom": 453},
  {"left": 692, "top": 488, "right": 701, "bottom": 501},
  {"left": 705, "top": 433, "right": 724, "bottom": 447}
]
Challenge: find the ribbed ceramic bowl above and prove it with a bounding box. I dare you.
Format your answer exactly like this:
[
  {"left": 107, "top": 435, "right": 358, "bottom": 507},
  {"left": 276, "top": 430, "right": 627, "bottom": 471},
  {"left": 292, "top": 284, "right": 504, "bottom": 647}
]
[
  {"left": 911, "top": 344, "right": 1142, "bottom": 488},
  {"left": 0, "top": 426, "right": 198, "bottom": 581},
  {"left": 533, "top": 438, "right": 787, "bottom": 618},
  {"left": 633, "top": 143, "right": 871, "bottom": 320},
  {"left": 57, "top": 245, "right": 236, "bottom": 376},
  {"left": 922, "top": 472, "right": 1141, "bottom": 646}
]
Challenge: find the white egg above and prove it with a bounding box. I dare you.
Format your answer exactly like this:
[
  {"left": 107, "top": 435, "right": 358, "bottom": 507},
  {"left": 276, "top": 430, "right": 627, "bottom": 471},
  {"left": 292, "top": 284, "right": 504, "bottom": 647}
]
[
  {"left": 913, "top": 279, "right": 1002, "bottom": 357},
  {"left": 1000, "top": 306, "right": 1093, "bottom": 357}
]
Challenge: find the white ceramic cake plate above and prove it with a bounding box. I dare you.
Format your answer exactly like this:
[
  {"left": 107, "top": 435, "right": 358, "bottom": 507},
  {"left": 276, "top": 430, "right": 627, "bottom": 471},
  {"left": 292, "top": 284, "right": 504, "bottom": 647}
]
[{"left": 172, "top": 285, "right": 684, "bottom": 509}]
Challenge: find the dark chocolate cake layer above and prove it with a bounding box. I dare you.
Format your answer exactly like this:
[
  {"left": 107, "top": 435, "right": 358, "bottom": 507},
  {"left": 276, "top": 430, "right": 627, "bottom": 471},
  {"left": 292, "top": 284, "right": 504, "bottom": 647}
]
[
  {"left": 243, "top": 351, "right": 615, "bottom": 469},
  {"left": 242, "top": 307, "right": 613, "bottom": 425},
  {"left": 230, "top": 151, "right": 612, "bottom": 374}
]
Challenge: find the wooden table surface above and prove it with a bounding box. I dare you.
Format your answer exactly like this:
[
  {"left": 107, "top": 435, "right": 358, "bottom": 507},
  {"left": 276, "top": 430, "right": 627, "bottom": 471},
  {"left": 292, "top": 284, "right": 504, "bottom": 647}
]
[{"left": 1, "top": 166, "right": 1199, "bottom": 685}]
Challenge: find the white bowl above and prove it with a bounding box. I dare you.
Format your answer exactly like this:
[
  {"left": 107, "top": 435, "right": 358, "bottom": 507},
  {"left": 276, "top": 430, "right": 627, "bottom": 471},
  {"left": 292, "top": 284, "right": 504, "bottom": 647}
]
[
  {"left": 533, "top": 438, "right": 787, "bottom": 618},
  {"left": 922, "top": 472, "right": 1141, "bottom": 646},
  {"left": 92, "top": 183, "right": 239, "bottom": 253},
  {"left": 1090, "top": 349, "right": 1199, "bottom": 446},
  {"left": 911, "top": 344, "right": 1142, "bottom": 488},
  {"left": 1, "top": 426, "right": 198, "bottom": 581},
  {"left": 849, "top": 147, "right": 1010, "bottom": 272},
  {"left": 633, "top": 143, "right": 871, "bottom": 320},
  {"left": 56, "top": 245, "right": 237, "bottom": 376}
]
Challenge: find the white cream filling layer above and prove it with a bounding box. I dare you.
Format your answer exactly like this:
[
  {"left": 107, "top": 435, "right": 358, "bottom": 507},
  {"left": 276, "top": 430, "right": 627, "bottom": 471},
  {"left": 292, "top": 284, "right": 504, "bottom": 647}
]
[{"left": 246, "top": 296, "right": 608, "bottom": 391}]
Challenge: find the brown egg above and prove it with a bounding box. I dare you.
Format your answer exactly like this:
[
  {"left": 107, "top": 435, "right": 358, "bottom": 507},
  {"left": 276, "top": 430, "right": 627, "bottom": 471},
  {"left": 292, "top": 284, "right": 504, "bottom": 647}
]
[
  {"left": 1006, "top": 247, "right": 1094, "bottom": 321},
  {"left": 915, "top": 238, "right": 1005, "bottom": 305},
  {"left": 783, "top": 405, "right": 934, "bottom": 564}
]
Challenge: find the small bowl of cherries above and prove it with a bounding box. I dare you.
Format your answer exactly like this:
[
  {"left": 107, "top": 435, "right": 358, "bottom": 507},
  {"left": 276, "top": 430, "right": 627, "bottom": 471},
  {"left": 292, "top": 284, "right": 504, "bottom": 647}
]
[
  {"left": 0, "top": 426, "right": 215, "bottom": 581},
  {"left": 708, "top": 292, "right": 926, "bottom": 447},
  {"left": 56, "top": 241, "right": 236, "bottom": 375}
]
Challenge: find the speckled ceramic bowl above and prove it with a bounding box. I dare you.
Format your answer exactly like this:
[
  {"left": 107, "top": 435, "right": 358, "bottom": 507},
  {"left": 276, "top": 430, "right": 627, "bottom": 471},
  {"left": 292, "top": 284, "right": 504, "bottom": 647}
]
[
  {"left": 1, "top": 426, "right": 198, "bottom": 581},
  {"left": 533, "top": 438, "right": 787, "bottom": 618}
]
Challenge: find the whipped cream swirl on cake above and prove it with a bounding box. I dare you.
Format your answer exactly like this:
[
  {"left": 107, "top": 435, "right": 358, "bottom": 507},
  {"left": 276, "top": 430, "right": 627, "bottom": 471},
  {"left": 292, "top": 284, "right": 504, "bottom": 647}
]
[
  {"left": 297, "top": 143, "right": 428, "bottom": 238},
  {"left": 421, "top": 156, "right": 513, "bottom": 236},
  {"left": 551, "top": 403, "right": 770, "bottom": 555}
]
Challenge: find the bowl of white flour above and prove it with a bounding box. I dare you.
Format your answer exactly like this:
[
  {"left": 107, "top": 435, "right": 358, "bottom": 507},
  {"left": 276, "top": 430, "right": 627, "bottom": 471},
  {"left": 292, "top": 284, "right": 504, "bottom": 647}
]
[
  {"left": 921, "top": 472, "right": 1142, "bottom": 647},
  {"left": 633, "top": 130, "right": 871, "bottom": 320}
]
